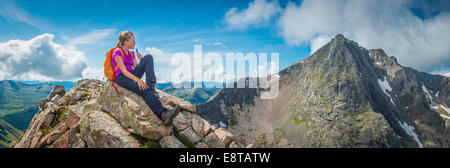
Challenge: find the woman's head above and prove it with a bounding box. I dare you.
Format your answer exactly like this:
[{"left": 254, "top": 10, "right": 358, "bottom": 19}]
[{"left": 116, "top": 30, "right": 135, "bottom": 49}]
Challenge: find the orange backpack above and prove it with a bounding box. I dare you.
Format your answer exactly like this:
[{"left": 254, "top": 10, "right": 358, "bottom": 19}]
[
  {"left": 104, "top": 47, "right": 122, "bottom": 81},
  {"left": 104, "top": 47, "right": 127, "bottom": 94}
]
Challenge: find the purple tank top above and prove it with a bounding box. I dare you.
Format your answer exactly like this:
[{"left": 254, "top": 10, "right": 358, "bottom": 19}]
[{"left": 112, "top": 47, "right": 135, "bottom": 77}]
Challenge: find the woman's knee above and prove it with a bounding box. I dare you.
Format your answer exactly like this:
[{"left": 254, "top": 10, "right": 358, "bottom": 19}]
[{"left": 142, "top": 54, "right": 154, "bottom": 63}]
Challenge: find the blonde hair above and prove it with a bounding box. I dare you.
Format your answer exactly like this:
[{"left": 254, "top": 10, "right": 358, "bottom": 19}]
[{"left": 116, "top": 30, "right": 134, "bottom": 48}]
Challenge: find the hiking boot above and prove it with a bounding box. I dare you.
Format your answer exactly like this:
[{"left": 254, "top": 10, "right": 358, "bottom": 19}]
[{"left": 161, "top": 105, "right": 181, "bottom": 126}]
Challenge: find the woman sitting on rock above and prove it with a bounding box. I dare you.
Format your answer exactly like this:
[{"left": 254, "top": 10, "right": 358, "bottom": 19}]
[{"left": 112, "top": 30, "right": 180, "bottom": 126}]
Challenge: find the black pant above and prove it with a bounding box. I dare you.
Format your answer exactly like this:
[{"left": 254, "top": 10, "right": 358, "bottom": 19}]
[{"left": 115, "top": 54, "right": 165, "bottom": 117}]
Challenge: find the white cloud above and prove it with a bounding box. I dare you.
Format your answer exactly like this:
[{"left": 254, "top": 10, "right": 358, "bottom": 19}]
[
  {"left": 144, "top": 47, "right": 193, "bottom": 83},
  {"left": 0, "top": 33, "right": 87, "bottom": 81},
  {"left": 309, "top": 35, "right": 332, "bottom": 55},
  {"left": 68, "top": 29, "right": 116, "bottom": 45},
  {"left": 251, "top": 61, "right": 278, "bottom": 77},
  {"left": 224, "top": 0, "right": 281, "bottom": 30},
  {"left": 144, "top": 46, "right": 279, "bottom": 84},
  {"left": 145, "top": 46, "right": 173, "bottom": 63},
  {"left": 0, "top": 0, "right": 43, "bottom": 28},
  {"left": 82, "top": 66, "right": 104, "bottom": 81},
  {"left": 277, "top": 0, "right": 450, "bottom": 71}
]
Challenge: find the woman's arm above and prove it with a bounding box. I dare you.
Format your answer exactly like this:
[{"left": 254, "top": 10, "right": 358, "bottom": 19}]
[{"left": 114, "top": 55, "right": 148, "bottom": 90}]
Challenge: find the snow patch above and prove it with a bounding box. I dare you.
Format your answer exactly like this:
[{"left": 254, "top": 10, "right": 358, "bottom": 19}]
[
  {"left": 431, "top": 104, "right": 450, "bottom": 120},
  {"left": 435, "top": 91, "right": 439, "bottom": 98},
  {"left": 440, "top": 114, "right": 450, "bottom": 120},
  {"left": 398, "top": 121, "right": 423, "bottom": 148},
  {"left": 375, "top": 62, "right": 381, "bottom": 65},
  {"left": 422, "top": 83, "right": 433, "bottom": 104},
  {"left": 378, "top": 76, "right": 395, "bottom": 106}
]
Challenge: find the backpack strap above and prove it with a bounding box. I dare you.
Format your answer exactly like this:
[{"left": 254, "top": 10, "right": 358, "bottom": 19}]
[
  {"left": 109, "top": 47, "right": 126, "bottom": 95},
  {"left": 114, "top": 47, "right": 126, "bottom": 72},
  {"left": 129, "top": 50, "right": 135, "bottom": 60},
  {"left": 111, "top": 81, "right": 119, "bottom": 95}
]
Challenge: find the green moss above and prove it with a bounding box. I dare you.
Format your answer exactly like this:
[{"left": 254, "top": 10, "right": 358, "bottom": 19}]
[
  {"left": 293, "top": 118, "right": 307, "bottom": 125},
  {"left": 64, "top": 97, "right": 74, "bottom": 106},
  {"left": 254, "top": 133, "right": 268, "bottom": 148},
  {"left": 121, "top": 101, "right": 137, "bottom": 131},
  {"left": 40, "top": 126, "right": 56, "bottom": 136},
  {"left": 175, "top": 133, "right": 195, "bottom": 148},
  {"left": 55, "top": 106, "right": 68, "bottom": 123},
  {"left": 272, "top": 128, "right": 288, "bottom": 147},
  {"left": 82, "top": 90, "right": 90, "bottom": 95},
  {"left": 141, "top": 141, "right": 160, "bottom": 148},
  {"left": 130, "top": 132, "right": 161, "bottom": 148}
]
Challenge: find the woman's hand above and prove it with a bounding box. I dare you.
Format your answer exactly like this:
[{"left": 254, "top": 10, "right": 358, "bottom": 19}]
[
  {"left": 137, "top": 53, "right": 143, "bottom": 61},
  {"left": 137, "top": 79, "right": 148, "bottom": 90}
]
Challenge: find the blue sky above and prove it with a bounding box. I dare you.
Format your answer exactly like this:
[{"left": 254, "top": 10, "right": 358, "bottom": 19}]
[{"left": 0, "top": 0, "right": 449, "bottom": 82}]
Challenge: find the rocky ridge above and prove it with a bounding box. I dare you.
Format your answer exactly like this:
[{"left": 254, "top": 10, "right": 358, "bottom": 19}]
[{"left": 13, "top": 79, "right": 242, "bottom": 148}]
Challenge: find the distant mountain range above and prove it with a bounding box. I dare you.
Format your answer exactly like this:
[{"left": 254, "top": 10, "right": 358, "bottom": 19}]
[
  {"left": 0, "top": 80, "right": 57, "bottom": 129},
  {"left": 157, "top": 81, "right": 223, "bottom": 105}
]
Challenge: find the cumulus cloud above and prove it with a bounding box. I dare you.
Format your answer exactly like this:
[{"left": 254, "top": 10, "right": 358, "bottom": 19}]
[
  {"left": 277, "top": 0, "right": 450, "bottom": 71},
  {"left": 251, "top": 61, "right": 278, "bottom": 77},
  {"left": 145, "top": 46, "right": 173, "bottom": 63},
  {"left": 309, "top": 34, "right": 333, "bottom": 55},
  {"left": 0, "top": 33, "right": 88, "bottom": 81},
  {"left": 224, "top": 0, "right": 282, "bottom": 30},
  {"left": 82, "top": 66, "right": 104, "bottom": 81}
]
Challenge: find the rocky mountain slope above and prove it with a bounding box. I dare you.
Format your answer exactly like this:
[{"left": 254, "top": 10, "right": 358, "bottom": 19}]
[
  {"left": 12, "top": 79, "right": 242, "bottom": 148},
  {"left": 197, "top": 34, "right": 450, "bottom": 148}
]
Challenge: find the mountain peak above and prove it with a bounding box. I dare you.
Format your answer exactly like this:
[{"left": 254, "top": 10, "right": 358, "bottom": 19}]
[
  {"left": 329, "top": 34, "right": 357, "bottom": 46},
  {"left": 333, "top": 33, "right": 346, "bottom": 41},
  {"left": 305, "top": 33, "right": 366, "bottom": 70}
]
